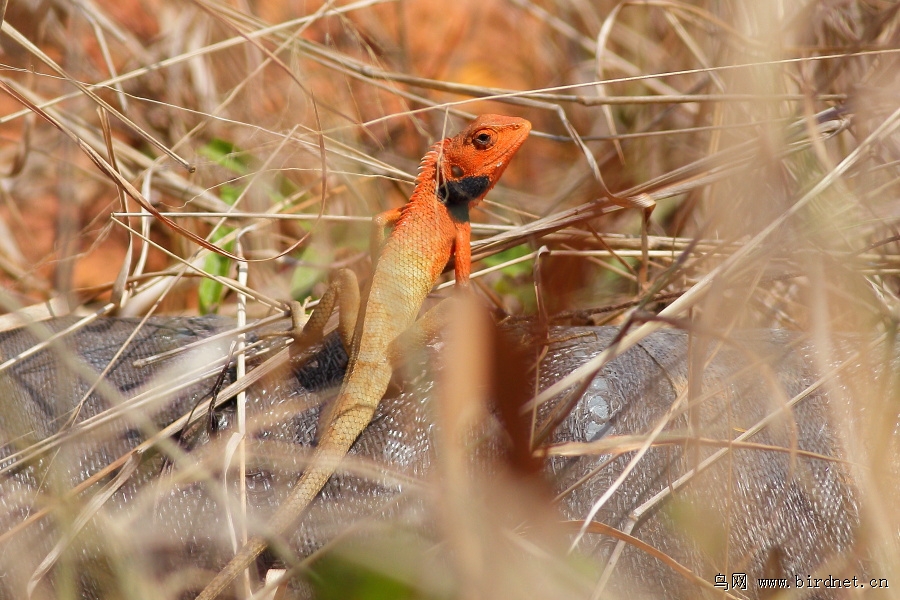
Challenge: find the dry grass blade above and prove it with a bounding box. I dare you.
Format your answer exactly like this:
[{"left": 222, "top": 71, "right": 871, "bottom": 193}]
[
  {"left": 0, "top": 22, "right": 192, "bottom": 171},
  {"left": 0, "top": 1, "right": 898, "bottom": 599},
  {"left": 530, "top": 104, "right": 900, "bottom": 412},
  {"left": 0, "top": 79, "right": 254, "bottom": 262},
  {"left": 567, "top": 521, "right": 745, "bottom": 600},
  {"left": 26, "top": 454, "right": 140, "bottom": 596}
]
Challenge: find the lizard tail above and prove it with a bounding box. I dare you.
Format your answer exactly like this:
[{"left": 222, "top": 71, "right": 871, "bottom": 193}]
[
  {"left": 195, "top": 417, "right": 371, "bottom": 599},
  {"left": 194, "top": 535, "right": 266, "bottom": 600}
]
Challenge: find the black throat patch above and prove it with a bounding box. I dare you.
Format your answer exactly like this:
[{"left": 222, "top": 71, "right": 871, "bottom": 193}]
[{"left": 437, "top": 175, "right": 491, "bottom": 223}]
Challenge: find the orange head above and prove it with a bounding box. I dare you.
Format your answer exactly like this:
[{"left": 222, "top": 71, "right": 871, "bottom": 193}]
[{"left": 416, "top": 114, "right": 531, "bottom": 222}]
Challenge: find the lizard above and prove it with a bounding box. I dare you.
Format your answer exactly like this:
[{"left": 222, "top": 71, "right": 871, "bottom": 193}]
[{"left": 195, "top": 114, "right": 531, "bottom": 600}]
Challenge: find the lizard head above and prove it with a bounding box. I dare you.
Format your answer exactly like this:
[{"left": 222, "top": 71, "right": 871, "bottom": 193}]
[{"left": 430, "top": 114, "right": 531, "bottom": 222}]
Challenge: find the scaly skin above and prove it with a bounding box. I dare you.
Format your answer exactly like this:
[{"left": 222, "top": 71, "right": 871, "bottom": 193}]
[{"left": 195, "top": 114, "right": 530, "bottom": 599}]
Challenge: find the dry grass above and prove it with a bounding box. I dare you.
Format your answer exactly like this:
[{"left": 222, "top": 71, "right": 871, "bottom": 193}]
[{"left": 0, "top": 0, "right": 899, "bottom": 598}]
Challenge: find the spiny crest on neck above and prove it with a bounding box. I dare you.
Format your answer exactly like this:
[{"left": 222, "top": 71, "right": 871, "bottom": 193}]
[
  {"left": 413, "top": 139, "right": 446, "bottom": 193},
  {"left": 411, "top": 140, "right": 480, "bottom": 223}
]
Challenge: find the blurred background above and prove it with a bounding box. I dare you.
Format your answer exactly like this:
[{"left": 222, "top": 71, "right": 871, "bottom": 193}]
[
  {"left": 0, "top": 0, "right": 896, "bottom": 328},
  {"left": 0, "top": 0, "right": 898, "bottom": 598}
]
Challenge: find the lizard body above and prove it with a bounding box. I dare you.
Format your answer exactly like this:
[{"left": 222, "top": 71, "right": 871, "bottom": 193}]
[{"left": 196, "top": 114, "right": 530, "bottom": 599}]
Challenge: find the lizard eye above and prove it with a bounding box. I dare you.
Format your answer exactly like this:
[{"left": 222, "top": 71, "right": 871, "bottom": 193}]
[
  {"left": 451, "top": 165, "right": 464, "bottom": 178},
  {"left": 472, "top": 130, "right": 496, "bottom": 149}
]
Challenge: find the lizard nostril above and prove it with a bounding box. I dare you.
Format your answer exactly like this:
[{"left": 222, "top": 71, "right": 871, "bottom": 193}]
[{"left": 451, "top": 165, "right": 464, "bottom": 178}]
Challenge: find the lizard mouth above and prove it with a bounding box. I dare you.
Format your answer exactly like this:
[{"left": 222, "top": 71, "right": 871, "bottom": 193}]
[{"left": 495, "top": 123, "right": 531, "bottom": 157}]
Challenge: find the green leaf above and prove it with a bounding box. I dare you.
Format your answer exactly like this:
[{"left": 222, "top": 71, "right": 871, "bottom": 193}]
[
  {"left": 481, "top": 244, "right": 533, "bottom": 277},
  {"left": 198, "top": 255, "right": 229, "bottom": 314},
  {"left": 481, "top": 244, "right": 536, "bottom": 313},
  {"left": 198, "top": 225, "right": 235, "bottom": 314},
  {"left": 198, "top": 138, "right": 250, "bottom": 175},
  {"left": 290, "top": 243, "right": 332, "bottom": 299},
  {"left": 310, "top": 556, "right": 417, "bottom": 600}
]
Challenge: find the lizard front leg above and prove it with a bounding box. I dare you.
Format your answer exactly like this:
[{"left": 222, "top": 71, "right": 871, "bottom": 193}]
[{"left": 370, "top": 206, "right": 403, "bottom": 262}]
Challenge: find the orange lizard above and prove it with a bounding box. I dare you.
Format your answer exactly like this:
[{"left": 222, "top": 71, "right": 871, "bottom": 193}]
[{"left": 195, "top": 114, "right": 531, "bottom": 599}]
